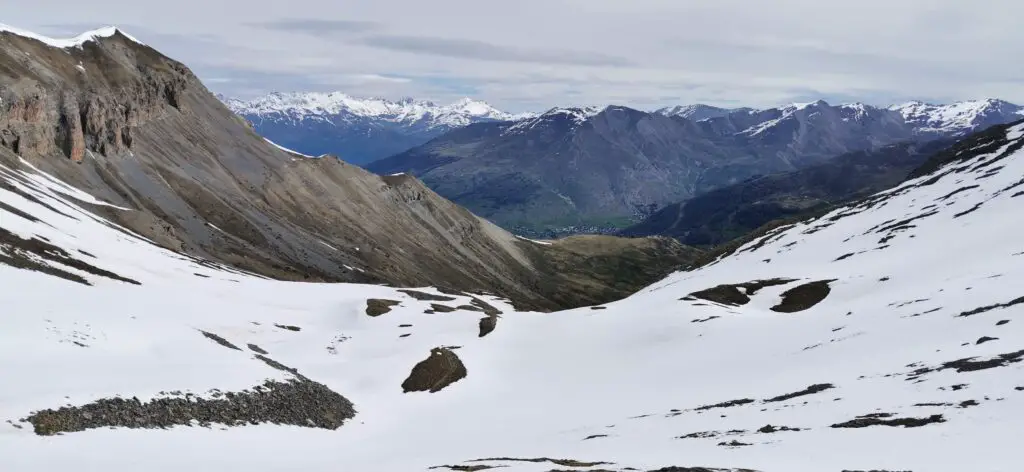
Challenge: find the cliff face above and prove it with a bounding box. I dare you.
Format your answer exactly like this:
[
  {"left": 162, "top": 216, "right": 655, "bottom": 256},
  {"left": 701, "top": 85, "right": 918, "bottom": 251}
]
[
  {"left": 0, "top": 31, "right": 188, "bottom": 162},
  {"left": 0, "top": 28, "right": 696, "bottom": 310}
]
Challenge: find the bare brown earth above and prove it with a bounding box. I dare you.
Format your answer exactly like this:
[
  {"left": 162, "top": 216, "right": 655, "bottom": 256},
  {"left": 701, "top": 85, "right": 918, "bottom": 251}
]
[{"left": 0, "top": 30, "right": 699, "bottom": 311}]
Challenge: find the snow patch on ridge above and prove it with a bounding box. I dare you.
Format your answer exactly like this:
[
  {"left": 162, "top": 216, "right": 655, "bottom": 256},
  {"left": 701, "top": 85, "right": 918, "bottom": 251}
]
[
  {"left": 264, "top": 138, "right": 318, "bottom": 158},
  {"left": 0, "top": 24, "right": 143, "bottom": 49}
]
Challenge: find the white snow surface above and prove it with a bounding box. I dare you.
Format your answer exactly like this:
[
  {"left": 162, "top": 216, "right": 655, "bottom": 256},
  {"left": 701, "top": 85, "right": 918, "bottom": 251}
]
[
  {"left": 263, "top": 137, "right": 318, "bottom": 158},
  {"left": 502, "top": 106, "right": 604, "bottom": 136},
  {"left": 2, "top": 125, "right": 1024, "bottom": 471},
  {"left": 891, "top": 99, "right": 1024, "bottom": 136},
  {"left": 225, "top": 92, "right": 532, "bottom": 129},
  {"left": 0, "top": 24, "right": 143, "bottom": 49}
]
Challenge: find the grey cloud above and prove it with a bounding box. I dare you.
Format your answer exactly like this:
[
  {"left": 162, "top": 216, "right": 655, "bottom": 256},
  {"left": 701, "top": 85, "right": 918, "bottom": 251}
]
[
  {"left": 359, "top": 35, "right": 633, "bottom": 67},
  {"left": 247, "top": 19, "right": 381, "bottom": 34}
]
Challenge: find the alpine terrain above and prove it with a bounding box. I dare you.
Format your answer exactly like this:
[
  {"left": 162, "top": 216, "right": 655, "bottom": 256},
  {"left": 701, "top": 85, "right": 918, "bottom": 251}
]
[
  {"left": 2, "top": 24, "right": 1023, "bottom": 472},
  {"left": 224, "top": 92, "right": 530, "bottom": 165},
  {"left": 369, "top": 99, "right": 1024, "bottom": 237},
  {"left": 0, "top": 24, "right": 696, "bottom": 312}
]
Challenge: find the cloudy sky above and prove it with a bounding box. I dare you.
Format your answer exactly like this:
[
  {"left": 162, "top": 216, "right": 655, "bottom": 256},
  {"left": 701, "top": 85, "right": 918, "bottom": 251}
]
[{"left": 7, "top": 0, "right": 1023, "bottom": 112}]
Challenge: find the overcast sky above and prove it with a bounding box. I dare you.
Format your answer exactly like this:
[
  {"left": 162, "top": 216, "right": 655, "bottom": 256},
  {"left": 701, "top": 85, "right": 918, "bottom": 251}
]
[{"left": 8, "top": 0, "right": 1024, "bottom": 112}]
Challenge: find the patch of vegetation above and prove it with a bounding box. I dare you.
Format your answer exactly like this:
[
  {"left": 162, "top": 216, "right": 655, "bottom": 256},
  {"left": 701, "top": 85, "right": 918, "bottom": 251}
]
[{"left": 519, "top": 235, "right": 704, "bottom": 310}]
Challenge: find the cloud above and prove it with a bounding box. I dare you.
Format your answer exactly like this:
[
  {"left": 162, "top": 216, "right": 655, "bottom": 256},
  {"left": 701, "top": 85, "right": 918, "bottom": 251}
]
[
  {"left": 358, "top": 35, "right": 633, "bottom": 67},
  {"left": 4, "top": 0, "right": 1024, "bottom": 112},
  {"left": 246, "top": 19, "right": 380, "bottom": 34}
]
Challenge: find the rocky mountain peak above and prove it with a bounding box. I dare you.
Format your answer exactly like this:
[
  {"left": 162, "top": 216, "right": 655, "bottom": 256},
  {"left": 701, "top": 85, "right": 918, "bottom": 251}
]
[
  {"left": 1, "top": 25, "right": 192, "bottom": 162},
  {"left": 0, "top": 24, "right": 144, "bottom": 49}
]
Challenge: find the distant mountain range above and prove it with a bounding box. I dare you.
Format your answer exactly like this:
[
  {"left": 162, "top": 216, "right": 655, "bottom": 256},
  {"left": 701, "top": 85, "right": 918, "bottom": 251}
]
[
  {"left": 367, "top": 99, "right": 1024, "bottom": 236},
  {"left": 223, "top": 92, "right": 532, "bottom": 165}
]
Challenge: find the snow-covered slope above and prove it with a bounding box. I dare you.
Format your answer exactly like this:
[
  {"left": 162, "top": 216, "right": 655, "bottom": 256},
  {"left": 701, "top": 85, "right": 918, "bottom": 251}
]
[
  {"left": 223, "top": 92, "right": 532, "bottom": 165},
  {"left": 891, "top": 99, "right": 1024, "bottom": 137},
  {"left": 3, "top": 120, "right": 1024, "bottom": 472}
]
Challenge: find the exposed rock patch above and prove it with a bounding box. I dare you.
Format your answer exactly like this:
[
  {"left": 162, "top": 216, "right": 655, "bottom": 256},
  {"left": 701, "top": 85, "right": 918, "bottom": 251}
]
[
  {"left": 274, "top": 324, "right": 301, "bottom": 332},
  {"left": 0, "top": 227, "right": 140, "bottom": 286},
  {"left": 469, "top": 458, "right": 611, "bottom": 468},
  {"left": 365, "top": 299, "right": 401, "bottom": 317},
  {"left": 909, "top": 350, "right": 1024, "bottom": 378},
  {"left": 684, "top": 278, "right": 796, "bottom": 306},
  {"left": 399, "top": 289, "right": 457, "bottom": 302},
  {"left": 247, "top": 343, "right": 268, "bottom": 355},
  {"left": 831, "top": 414, "right": 945, "bottom": 428},
  {"left": 402, "top": 347, "right": 467, "bottom": 393},
  {"left": 763, "top": 383, "right": 835, "bottom": 403},
  {"left": 695, "top": 398, "right": 755, "bottom": 411},
  {"left": 756, "top": 424, "right": 803, "bottom": 433},
  {"left": 26, "top": 379, "right": 355, "bottom": 436},
  {"left": 428, "top": 466, "right": 500, "bottom": 472},
  {"left": 478, "top": 315, "right": 498, "bottom": 338},
  {"left": 425, "top": 303, "right": 457, "bottom": 314},
  {"left": 770, "top": 280, "right": 836, "bottom": 313},
  {"left": 199, "top": 330, "right": 241, "bottom": 351},
  {"left": 956, "top": 296, "right": 1024, "bottom": 317}
]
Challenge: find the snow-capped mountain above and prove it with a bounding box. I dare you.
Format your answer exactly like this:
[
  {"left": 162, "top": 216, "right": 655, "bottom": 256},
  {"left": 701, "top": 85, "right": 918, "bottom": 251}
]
[
  {"left": 0, "top": 24, "right": 144, "bottom": 48},
  {"left": 655, "top": 103, "right": 749, "bottom": 121},
  {"left": 657, "top": 99, "right": 1024, "bottom": 139},
  {"left": 223, "top": 92, "right": 532, "bottom": 165},
  {"left": 3, "top": 97, "right": 1023, "bottom": 471},
  {"left": 891, "top": 99, "right": 1024, "bottom": 137},
  {"left": 502, "top": 106, "right": 604, "bottom": 136}
]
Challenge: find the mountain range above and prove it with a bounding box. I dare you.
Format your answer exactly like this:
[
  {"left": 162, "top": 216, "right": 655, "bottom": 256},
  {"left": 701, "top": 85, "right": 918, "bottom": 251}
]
[
  {"left": 368, "top": 99, "right": 1024, "bottom": 236},
  {"left": 3, "top": 24, "right": 1024, "bottom": 472},
  {"left": 0, "top": 25, "right": 696, "bottom": 312},
  {"left": 224, "top": 93, "right": 532, "bottom": 165}
]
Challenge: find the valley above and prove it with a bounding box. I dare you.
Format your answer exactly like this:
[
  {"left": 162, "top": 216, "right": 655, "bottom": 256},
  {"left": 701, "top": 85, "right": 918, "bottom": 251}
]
[{"left": 2, "top": 19, "right": 1022, "bottom": 472}]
